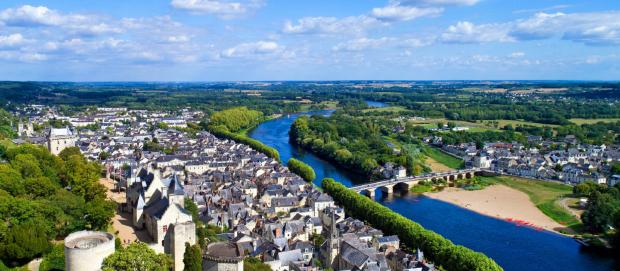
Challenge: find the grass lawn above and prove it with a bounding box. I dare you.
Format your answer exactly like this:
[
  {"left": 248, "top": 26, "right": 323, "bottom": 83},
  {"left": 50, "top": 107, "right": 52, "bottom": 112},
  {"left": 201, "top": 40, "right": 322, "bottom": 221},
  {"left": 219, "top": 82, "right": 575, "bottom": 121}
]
[
  {"left": 422, "top": 146, "right": 464, "bottom": 169},
  {"left": 569, "top": 118, "right": 620, "bottom": 125},
  {"left": 492, "top": 176, "right": 582, "bottom": 232},
  {"left": 410, "top": 184, "right": 433, "bottom": 193}
]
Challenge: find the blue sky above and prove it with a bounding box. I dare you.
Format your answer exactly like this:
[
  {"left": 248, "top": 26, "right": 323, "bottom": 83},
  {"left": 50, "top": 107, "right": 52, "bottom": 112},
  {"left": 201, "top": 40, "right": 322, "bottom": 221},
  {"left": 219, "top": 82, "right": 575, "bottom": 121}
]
[{"left": 0, "top": 0, "right": 618, "bottom": 81}]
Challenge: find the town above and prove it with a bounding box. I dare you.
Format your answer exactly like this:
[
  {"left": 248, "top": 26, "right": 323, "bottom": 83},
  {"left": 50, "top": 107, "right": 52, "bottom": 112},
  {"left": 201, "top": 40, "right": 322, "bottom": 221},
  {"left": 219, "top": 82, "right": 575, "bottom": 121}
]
[
  {"left": 427, "top": 135, "right": 620, "bottom": 187},
  {"left": 10, "top": 104, "right": 435, "bottom": 271}
]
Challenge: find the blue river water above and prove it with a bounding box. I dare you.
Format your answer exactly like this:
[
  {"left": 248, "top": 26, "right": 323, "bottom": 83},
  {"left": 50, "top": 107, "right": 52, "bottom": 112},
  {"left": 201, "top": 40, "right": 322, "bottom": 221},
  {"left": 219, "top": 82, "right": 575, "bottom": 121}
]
[{"left": 248, "top": 109, "right": 616, "bottom": 271}]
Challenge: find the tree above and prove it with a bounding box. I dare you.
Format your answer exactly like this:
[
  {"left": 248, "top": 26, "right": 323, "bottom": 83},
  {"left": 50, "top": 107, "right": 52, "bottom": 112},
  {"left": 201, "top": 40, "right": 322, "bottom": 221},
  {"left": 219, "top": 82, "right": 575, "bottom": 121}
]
[
  {"left": 58, "top": 147, "right": 82, "bottom": 161},
  {"left": 0, "top": 164, "right": 25, "bottom": 196},
  {"left": 287, "top": 158, "right": 316, "bottom": 182},
  {"left": 0, "top": 222, "right": 51, "bottom": 266},
  {"left": 84, "top": 198, "right": 115, "bottom": 230},
  {"left": 183, "top": 243, "right": 202, "bottom": 271},
  {"left": 581, "top": 191, "right": 620, "bottom": 233},
  {"left": 11, "top": 153, "right": 43, "bottom": 178},
  {"left": 39, "top": 244, "right": 65, "bottom": 271},
  {"left": 612, "top": 162, "right": 620, "bottom": 175},
  {"left": 102, "top": 242, "right": 171, "bottom": 271}
]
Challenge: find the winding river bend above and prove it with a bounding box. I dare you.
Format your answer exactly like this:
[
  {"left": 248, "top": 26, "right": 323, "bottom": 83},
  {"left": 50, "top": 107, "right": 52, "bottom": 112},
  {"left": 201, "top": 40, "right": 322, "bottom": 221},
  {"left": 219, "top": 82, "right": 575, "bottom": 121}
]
[{"left": 248, "top": 110, "right": 615, "bottom": 271}]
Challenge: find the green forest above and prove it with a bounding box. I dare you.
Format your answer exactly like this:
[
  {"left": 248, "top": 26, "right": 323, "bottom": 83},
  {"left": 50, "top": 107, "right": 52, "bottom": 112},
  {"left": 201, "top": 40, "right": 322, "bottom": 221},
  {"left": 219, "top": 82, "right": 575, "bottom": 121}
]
[
  {"left": 290, "top": 114, "right": 428, "bottom": 178},
  {"left": 0, "top": 144, "right": 114, "bottom": 268}
]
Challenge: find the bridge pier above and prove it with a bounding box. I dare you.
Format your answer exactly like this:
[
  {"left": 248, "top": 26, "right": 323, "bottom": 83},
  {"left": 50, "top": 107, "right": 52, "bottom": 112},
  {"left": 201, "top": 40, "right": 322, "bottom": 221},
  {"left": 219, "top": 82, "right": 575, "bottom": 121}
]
[
  {"left": 363, "top": 188, "right": 375, "bottom": 199},
  {"left": 380, "top": 184, "right": 395, "bottom": 195}
]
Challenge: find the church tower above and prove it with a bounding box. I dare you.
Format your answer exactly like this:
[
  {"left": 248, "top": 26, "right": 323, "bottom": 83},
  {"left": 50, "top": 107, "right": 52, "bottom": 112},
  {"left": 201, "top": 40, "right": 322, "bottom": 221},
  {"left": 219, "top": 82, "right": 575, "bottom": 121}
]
[{"left": 326, "top": 209, "right": 340, "bottom": 269}]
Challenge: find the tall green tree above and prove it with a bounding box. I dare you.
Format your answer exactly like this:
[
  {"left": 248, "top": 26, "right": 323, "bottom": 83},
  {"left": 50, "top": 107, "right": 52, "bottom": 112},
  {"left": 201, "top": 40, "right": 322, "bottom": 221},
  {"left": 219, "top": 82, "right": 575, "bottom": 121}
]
[{"left": 183, "top": 243, "right": 202, "bottom": 271}]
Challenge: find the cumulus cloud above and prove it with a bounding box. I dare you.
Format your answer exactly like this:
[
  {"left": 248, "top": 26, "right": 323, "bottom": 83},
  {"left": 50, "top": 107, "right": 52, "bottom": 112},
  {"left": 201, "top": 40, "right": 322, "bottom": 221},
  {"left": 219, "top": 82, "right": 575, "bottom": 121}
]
[
  {"left": 283, "top": 16, "right": 382, "bottom": 35},
  {"left": 441, "top": 12, "right": 620, "bottom": 46},
  {"left": 0, "top": 5, "right": 205, "bottom": 64},
  {"left": 371, "top": 4, "right": 443, "bottom": 21},
  {"left": 0, "top": 5, "right": 66, "bottom": 26},
  {"left": 221, "top": 41, "right": 284, "bottom": 58},
  {"left": 511, "top": 12, "right": 620, "bottom": 45},
  {"left": 441, "top": 21, "right": 513, "bottom": 43},
  {"left": 0, "top": 5, "right": 122, "bottom": 36},
  {"left": 170, "top": 0, "right": 263, "bottom": 18},
  {"left": 0, "top": 33, "right": 28, "bottom": 49}
]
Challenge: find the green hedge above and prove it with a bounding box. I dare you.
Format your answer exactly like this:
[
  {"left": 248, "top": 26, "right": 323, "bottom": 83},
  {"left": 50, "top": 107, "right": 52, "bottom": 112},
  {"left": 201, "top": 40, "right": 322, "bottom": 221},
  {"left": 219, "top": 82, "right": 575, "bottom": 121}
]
[
  {"left": 208, "top": 125, "right": 280, "bottom": 161},
  {"left": 321, "top": 178, "right": 503, "bottom": 271},
  {"left": 287, "top": 158, "right": 316, "bottom": 182}
]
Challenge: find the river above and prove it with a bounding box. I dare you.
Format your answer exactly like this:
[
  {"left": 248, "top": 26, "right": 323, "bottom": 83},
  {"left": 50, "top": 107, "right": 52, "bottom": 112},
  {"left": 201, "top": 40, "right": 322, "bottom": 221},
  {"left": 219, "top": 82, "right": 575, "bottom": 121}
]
[{"left": 248, "top": 109, "right": 615, "bottom": 271}]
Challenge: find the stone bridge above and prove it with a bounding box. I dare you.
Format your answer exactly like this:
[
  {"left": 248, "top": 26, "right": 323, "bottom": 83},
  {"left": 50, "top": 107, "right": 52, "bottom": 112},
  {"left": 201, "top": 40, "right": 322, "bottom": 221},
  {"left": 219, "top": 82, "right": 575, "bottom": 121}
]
[{"left": 350, "top": 168, "right": 480, "bottom": 199}]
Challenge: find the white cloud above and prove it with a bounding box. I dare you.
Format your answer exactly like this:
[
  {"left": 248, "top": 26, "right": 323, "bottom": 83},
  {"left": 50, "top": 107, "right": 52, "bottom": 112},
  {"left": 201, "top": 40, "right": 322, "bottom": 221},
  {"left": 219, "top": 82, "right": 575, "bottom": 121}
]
[
  {"left": 170, "top": 0, "right": 263, "bottom": 18},
  {"left": 0, "top": 51, "right": 48, "bottom": 62},
  {"left": 442, "top": 12, "right": 620, "bottom": 46},
  {"left": 221, "top": 41, "right": 283, "bottom": 58},
  {"left": 333, "top": 37, "right": 395, "bottom": 51},
  {"left": 441, "top": 21, "right": 513, "bottom": 43},
  {"left": 0, "top": 5, "right": 122, "bottom": 37},
  {"left": 283, "top": 16, "right": 382, "bottom": 35},
  {"left": 509, "top": 52, "right": 525, "bottom": 58},
  {"left": 0, "top": 33, "right": 27, "bottom": 48},
  {"left": 0, "top": 5, "right": 65, "bottom": 26},
  {"left": 333, "top": 36, "right": 433, "bottom": 51},
  {"left": 511, "top": 12, "right": 620, "bottom": 45},
  {"left": 397, "top": 0, "right": 480, "bottom": 6},
  {"left": 371, "top": 4, "right": 443, "bottom": 22},
  {"left": 167, "top": 35, "right": 191, "bottom": 43}
]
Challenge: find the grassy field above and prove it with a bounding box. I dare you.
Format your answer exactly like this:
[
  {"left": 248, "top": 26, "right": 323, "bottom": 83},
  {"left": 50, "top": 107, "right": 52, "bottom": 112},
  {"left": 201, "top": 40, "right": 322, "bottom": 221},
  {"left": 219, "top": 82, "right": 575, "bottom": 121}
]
[
  {"left": 426, "top": 157, "right": 454, "bottom": 172},
  {"left": 569, "top": 118, "right": 620, "bottom": 125},
  {"left": 491, "top": 176, "right": 582, "bottom": 232},
  {"left": 408, "top": 118, "right": 499, "bottom": 132},
  {"left": 361, "top": 106, "right": 409, "bottom": 113},
  {"left": 493, "top": 119, "right": 558, "bottom": 128},
  {"left": 422, "top": 146, "right": 464, "bottom": 169}
]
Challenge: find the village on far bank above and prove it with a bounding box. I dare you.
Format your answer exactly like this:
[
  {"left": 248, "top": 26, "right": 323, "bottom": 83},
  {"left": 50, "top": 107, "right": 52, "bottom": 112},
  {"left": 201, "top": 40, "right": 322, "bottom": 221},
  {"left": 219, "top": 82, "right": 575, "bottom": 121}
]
[{"left": 10, "top": 104, "right": 435, "bottom": 271}]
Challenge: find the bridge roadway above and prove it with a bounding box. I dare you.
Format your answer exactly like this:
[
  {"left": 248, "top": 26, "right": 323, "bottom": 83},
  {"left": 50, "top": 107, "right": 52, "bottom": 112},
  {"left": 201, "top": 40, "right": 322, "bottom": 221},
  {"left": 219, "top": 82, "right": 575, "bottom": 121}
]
[{"left": 350, "top": 168, "right": 480, "bottom": 198}]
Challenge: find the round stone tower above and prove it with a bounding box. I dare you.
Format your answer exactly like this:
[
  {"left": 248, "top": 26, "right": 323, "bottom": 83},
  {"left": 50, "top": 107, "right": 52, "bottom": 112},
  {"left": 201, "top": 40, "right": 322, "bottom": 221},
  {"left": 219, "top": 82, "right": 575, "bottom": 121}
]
[{"left": 64, "top": 231, "right": 115, "bottom": 271}]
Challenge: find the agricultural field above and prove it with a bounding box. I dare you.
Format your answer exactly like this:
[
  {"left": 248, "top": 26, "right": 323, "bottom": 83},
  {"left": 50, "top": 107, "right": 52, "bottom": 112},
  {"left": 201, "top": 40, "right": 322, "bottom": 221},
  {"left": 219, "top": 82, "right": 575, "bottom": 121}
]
[{"left": 569, "top": 118, "right": 620, "bottom": 125}]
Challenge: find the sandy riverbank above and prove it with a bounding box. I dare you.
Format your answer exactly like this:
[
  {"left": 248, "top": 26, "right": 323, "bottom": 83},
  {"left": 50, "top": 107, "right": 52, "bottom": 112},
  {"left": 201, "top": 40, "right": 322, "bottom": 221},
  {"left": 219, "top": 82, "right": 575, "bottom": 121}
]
[{"left": 425, "top": 184, "right": 570, "bottom": 233}]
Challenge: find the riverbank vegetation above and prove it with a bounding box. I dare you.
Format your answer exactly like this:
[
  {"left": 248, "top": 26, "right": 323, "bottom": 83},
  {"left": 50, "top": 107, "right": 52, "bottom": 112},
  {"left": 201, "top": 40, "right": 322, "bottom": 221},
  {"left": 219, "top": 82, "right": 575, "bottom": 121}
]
[
  {"left": 574, "top": 181, "right": 620, "bottom": 252},
  {"left": 287, "top": 158, "right": 316, "bottom": 182},
  {"left": 322, "top": 178, "right": 503, "bottom": 271},
  {"left": 0, "top": 144, "right": 115, "bottom": 268},
  {"left": 206, "top": 107, "right": 280, "bottom": 161}
]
